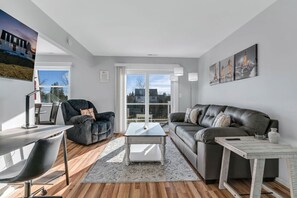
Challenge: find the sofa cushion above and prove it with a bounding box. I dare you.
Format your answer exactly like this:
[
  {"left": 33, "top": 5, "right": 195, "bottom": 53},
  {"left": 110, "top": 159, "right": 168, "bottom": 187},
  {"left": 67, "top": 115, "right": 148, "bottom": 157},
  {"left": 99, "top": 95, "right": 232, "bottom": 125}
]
[
  {"left": 169, "top": 122, "right": 195, "bottom": 133},
  {"left": 224, "top": 106, "right": 270, "bottom": 135},
  {"left": 184, "top": 108, "right": 200, "bottom": 124},
  {"left": 184, "top": 108, "right": 192, "bottom": 122},
  {"left": 200, "top": 105, "right": 226, "bottom": 128},
  {"left": 192, "top": 104, "right": 209, "bottom": 124},
  {"left": 176, "top": 125, "right": 204, "bottom": 153},
  {"left": 213, "top": 112, "right": 231, "bottom": 127}
]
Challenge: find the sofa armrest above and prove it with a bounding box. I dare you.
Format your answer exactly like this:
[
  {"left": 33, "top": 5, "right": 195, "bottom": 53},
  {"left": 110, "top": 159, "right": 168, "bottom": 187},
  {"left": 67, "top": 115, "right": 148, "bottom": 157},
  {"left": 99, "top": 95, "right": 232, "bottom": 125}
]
[
  {"left": 68, "top": 115, "right": 94, "bottom": 125},
  {"left": 194, "top": 127, "right": 249, "bottom": 144},
  {"left": 95, "top": 111, "right": 115, "bottom": 121},
  {"left": 169, "top": 112, "right": 185, "bottom": 122}
]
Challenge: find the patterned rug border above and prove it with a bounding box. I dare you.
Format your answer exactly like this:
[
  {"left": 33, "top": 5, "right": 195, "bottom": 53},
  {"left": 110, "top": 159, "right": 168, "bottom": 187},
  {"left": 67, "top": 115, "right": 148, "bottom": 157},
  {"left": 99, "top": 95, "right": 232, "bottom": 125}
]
[{"left": 82, "top": 136, "right": 199, "bottom": 183}]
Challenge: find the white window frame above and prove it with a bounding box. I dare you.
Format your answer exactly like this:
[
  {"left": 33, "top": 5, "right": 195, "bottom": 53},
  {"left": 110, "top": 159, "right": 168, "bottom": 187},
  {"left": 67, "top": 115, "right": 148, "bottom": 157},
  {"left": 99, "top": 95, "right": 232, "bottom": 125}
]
[
  {"left": 126, "top": 69, "right": 176, "bottom": 124},
  {"left": 34, "top": 63, "right": 71, "bottom": 105}
]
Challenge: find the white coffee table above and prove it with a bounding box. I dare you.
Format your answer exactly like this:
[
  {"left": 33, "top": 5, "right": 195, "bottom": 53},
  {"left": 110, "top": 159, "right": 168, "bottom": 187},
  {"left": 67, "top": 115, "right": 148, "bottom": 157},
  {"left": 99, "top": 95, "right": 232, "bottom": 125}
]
[
  {"left": 215, "top": 136, "right": 297, "bottom": 198},
  {"left": 124, "top": 122, "right": 166, "bottom": 165}
]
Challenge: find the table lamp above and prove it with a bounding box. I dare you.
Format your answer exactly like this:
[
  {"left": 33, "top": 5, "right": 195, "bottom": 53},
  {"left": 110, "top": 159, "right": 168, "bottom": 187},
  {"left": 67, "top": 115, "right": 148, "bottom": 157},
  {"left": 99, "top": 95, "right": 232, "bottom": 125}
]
[{"left": 22, "top": 90, "right": 40, "bottom": 129}]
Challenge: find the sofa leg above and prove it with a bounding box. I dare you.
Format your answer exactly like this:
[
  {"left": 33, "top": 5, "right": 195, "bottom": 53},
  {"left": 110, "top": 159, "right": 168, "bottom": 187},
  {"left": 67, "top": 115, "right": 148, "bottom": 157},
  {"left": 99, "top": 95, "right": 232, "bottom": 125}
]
[
  {"left": 263, "top": 177, "right": 275, "bottom": 182},
  {"left": 204, "top": 179, "right": 217, "bottom": 184}
]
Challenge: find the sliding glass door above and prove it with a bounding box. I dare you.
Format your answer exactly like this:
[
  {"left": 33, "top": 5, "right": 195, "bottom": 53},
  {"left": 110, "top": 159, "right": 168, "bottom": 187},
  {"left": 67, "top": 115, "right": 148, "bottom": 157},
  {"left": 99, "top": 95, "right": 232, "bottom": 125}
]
[{"left": 126, "top": 72, "right": 171, "bottom": 126}]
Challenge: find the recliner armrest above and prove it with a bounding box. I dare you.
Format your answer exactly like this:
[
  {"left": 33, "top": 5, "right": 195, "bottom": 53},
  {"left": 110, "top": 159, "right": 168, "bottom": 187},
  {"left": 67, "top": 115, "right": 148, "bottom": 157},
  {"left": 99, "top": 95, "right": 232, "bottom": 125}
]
[
  {"left": 68, "top": 115, "right": 94, "bottom": 125},
  {"left": 95, "top": 111, "right": 115, "bottom": 121},
  {"left": 194, "top": 127, "right": 249, "bottom": 144},
  {"left": 169, "top": 112, "right": 185, "bottom": 122}
]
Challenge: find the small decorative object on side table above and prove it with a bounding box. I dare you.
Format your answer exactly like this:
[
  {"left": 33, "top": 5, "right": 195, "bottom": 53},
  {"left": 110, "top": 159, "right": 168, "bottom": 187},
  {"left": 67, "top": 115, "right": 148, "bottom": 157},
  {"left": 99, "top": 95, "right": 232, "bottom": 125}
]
[{"left": 268, "top": 128, "right": 280, "bottom": 144}]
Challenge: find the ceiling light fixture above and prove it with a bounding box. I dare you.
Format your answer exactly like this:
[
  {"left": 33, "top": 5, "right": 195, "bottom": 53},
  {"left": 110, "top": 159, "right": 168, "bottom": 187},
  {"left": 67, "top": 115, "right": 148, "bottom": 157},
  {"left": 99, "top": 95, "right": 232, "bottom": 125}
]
[{"left": 147, "top": 54, "right": 158, "bottom": 57}]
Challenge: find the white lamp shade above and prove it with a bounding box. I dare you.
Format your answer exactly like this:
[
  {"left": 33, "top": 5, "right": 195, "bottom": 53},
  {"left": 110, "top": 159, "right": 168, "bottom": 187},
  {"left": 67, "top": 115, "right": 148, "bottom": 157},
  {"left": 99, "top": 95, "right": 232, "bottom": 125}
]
[
  {"left": 174, "top": 67, "right": 184, "bottom": 76},
  {"left": 170, "top": 74, "right": 178, "bottom": 82},
  {"left": 188, "top": 73, "right": 198, "bottom": 81}
]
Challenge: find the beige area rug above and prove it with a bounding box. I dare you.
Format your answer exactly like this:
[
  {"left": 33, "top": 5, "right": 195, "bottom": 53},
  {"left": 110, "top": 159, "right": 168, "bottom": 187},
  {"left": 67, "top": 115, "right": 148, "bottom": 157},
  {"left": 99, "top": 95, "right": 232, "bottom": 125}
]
[{"left": 83, "top": 137, "right": 199, "bottom": 183}]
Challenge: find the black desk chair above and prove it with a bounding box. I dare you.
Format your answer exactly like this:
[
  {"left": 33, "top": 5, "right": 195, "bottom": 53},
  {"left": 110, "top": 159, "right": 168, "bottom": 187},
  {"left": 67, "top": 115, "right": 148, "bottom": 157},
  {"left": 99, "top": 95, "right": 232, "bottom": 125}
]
[
  {"left": 0, "top": 132, "right": 64, "bottom": 198},
  {"left": 40, "top": 102, "right": 60, "bottom": 125}
]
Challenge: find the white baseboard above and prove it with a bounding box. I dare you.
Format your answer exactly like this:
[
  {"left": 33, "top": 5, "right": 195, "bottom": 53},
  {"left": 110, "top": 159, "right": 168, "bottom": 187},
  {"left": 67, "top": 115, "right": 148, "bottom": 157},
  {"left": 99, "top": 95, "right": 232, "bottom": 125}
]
[{"left": 275, "top": 177, "right": 290, "bottom": 188}]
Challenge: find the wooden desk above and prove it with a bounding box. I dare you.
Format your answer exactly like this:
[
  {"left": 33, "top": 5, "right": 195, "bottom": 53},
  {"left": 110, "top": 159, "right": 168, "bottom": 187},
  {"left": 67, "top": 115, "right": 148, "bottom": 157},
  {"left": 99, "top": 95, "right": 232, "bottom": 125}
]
[
  {"left": 215, "top": 136, "right": 297, "bottom": 198},
  {"left": 0, "top": 125, "right": 73, "bottom": 185}
]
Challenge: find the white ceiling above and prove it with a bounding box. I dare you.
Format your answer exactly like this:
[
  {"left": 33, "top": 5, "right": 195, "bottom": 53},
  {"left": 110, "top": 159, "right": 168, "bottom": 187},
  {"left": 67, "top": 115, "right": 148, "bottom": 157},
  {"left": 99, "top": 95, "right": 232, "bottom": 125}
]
[
  {"left": 36, "top": 36, "right": 67, "bottom": 55},
  {"left": 32, "top": 0, "right": 276, "bottom": 58}
]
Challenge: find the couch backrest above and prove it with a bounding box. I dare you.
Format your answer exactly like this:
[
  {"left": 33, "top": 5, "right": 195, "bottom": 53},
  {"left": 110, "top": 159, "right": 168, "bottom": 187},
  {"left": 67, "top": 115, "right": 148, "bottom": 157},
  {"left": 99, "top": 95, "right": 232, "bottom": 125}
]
[
  {"left": 61, "top": 99, "right": 98, "bottom": 123},
  {"left": 223, "top": 106, "right": 270, "bottom": 135},
  {"left": 192, "top": 104, "right": 209, "bottom": 124},
  {"left": 200, "top": 105, "right": 226, "bottom": 127}
]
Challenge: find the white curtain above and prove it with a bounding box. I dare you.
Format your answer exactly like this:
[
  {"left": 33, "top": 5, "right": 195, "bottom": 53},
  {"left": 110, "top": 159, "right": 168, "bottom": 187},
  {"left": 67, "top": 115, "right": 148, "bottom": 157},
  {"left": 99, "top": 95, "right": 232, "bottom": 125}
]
[
  {"left": 115, "top": 66, "right": 126, "bottom": 133},
  {"left": 171, "top": 81, "right": 179, "bottom": 113}
]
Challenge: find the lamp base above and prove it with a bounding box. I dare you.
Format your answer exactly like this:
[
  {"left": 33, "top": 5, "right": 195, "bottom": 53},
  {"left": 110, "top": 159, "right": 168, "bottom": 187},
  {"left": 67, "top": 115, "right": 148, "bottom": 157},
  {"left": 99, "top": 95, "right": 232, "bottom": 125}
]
[{"left": 22, "top": 125, "right": 38, "bottom": 129}]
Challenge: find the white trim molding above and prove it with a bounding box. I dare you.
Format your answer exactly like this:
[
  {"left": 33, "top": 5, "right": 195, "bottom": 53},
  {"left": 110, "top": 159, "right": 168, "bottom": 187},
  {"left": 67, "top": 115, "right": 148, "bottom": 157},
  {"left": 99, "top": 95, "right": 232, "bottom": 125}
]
[{"left": 114, "top": 63, "right": 181, "bottom": 71}]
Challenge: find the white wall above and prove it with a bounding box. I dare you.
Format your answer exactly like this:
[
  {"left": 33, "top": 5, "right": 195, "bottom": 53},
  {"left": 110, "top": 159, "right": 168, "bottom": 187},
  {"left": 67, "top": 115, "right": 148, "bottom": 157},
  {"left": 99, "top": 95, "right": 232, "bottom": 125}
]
[
  {"left": 36, "top": 55, "right": 199, "bottom": 125},
  {"left": 197, "top": 0, "right": 297, "bottom": 184}
]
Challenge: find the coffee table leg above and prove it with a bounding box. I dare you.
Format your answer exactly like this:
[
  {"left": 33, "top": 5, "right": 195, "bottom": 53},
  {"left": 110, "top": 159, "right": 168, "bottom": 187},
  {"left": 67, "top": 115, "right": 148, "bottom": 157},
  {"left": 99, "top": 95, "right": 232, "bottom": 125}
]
[
  {"left": 219, "top": 147, "right": 231, "bottom": 189},
  {"left": 125, "top": 138, "right": 130, "bottom": 166},
  {"left": 250, "top": 159, "right": 265, "bottom": 198},
  {"left": 160, "top": 137, "right": 166, "bottom": 165}
]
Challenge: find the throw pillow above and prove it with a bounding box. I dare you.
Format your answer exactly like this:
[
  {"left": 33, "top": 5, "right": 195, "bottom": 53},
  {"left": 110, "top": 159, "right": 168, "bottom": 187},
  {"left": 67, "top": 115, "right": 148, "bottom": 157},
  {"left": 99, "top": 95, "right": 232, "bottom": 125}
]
[
  {"left": 189, "top": 108, "right": 200, "bottom": 124},
  {"left": 80, "top": 108, "right": 96, "bottom": 120},
  {"left": 212, "top": 112, "right": 224, "bottom": 126},
  {"left": 213, "top": 113, "right": 231, "bottom": 127},
  {"left": 184, "top": 108, "right": 200, "bottom": 124},
  {"left": 184, "top": 108, "right": 192, "bottom": 123}
]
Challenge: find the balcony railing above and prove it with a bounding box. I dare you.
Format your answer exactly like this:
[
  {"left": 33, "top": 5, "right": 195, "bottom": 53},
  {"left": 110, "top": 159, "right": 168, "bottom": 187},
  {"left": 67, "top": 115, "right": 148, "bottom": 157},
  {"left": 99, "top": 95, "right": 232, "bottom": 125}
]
[{"left": 126, "top": 102, "right": 171, "bottom": 124}]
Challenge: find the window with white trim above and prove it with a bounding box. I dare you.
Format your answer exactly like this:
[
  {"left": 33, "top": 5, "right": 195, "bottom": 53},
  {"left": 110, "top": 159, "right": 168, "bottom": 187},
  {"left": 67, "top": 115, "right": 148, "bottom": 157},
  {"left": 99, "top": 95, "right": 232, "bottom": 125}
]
[{"left": 34, "top": 67, "right": 70, "bottom": 104}]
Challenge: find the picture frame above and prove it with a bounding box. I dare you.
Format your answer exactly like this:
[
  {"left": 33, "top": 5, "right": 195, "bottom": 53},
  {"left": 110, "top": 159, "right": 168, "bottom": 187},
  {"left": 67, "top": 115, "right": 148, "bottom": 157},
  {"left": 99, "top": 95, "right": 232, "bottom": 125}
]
[
  {"left": 99, "top": 70, "right": 109, "bottom": 82},
  {"left": 209, "top": 62, "right": 220, "bottom": 85},
  {"left": 219, "top": 55, "right": 234, "bottom": 83},
  {"left": 234, "top": 44, "right": 258, "bottom": 80}
]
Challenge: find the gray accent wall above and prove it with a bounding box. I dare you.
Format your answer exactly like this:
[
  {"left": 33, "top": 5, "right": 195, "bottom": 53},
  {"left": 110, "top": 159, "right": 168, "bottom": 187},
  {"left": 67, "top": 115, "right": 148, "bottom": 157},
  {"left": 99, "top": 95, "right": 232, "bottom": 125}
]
[{"left": 197, "top": 0, "right": 297, "bottom": 183}]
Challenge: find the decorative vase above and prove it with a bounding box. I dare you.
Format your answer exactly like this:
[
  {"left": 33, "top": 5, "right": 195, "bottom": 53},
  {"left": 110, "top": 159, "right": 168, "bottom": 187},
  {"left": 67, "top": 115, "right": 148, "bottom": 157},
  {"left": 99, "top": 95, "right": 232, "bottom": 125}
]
[
  {"left": 268, "top": 128, "right": 280, "bottom": 144},
  {"left": 143, "top": 122, "right": 149, "bottom": 130}
]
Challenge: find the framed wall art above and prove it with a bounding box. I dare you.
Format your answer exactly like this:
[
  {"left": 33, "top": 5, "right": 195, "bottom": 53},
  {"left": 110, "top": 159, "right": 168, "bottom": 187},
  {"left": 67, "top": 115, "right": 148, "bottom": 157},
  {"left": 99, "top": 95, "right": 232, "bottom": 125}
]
[
  {"left": 219, "top": 55, "right": 234, "bottom": 83},
  {"left": 209, "top": 62, "right": 220, "bottom": 85},
  {"left": 99, "top": 70, "right": 110, "bottom": 82},
  {"left": 234, "top": 44, "right": 258, "bottom": 80}
]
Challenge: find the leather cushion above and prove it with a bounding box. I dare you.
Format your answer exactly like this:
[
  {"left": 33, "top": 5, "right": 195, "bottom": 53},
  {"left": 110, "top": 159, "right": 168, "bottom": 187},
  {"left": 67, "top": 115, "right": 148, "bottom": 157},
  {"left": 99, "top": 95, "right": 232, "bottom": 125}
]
[
  {"left": 192, "top": 104, "right": 209, "bottom": 124},
  {"left": 224, "top": 106, "right": 270, "bottom": 135},
  {"left": 200, "top": 105, "right": 226, "bottom": 127},
  {"left": 169, "top": 122, "right": 195, "bottom": 133},
  {"left": 176, "top": 125, "right": 204, "bottom": 153}
]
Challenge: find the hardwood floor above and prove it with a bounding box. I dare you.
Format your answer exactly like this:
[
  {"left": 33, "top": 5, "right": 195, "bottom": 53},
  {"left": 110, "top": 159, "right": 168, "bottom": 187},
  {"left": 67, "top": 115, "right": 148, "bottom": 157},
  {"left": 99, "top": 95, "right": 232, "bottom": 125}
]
[{"left": 10, "top": 135, "right": 291, "bottom": 198}]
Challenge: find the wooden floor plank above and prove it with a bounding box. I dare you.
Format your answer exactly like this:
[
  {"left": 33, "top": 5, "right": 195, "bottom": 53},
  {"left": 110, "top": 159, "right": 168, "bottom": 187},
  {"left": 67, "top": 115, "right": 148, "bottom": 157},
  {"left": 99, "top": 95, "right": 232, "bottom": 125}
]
[{"left": 8, "top": 135, "right": 291, "bottom": 198}]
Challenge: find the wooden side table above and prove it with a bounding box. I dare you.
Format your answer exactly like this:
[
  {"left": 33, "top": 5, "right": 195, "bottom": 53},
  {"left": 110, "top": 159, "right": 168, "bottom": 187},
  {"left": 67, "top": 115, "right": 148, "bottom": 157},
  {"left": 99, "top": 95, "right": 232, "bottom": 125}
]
[{"left": 215, "top": 136, "right": 297, "bottom": 198}]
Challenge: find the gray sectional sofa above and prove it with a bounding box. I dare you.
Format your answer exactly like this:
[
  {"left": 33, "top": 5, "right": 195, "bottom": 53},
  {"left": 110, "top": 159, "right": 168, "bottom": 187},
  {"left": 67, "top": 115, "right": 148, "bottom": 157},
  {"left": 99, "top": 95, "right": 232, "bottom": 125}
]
[{"left": 169, "top": 104, "right": 279, "bottom": 183}]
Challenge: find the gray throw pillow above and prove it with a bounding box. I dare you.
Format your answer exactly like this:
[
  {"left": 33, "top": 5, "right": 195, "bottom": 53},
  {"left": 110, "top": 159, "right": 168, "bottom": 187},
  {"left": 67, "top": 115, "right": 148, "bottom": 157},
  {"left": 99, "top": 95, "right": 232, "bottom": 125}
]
[{"left": 184, "top": 108, "right": 192, "bottom": 123}]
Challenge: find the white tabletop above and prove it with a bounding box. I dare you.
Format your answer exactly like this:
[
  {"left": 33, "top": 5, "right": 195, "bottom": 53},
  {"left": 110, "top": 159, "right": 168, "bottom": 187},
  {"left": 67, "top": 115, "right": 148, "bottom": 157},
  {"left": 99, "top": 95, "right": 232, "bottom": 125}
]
[
  {"left": 0, "top": 125, "right": 73, "bottom": 156},
  {"left": 125, "top": 122, "right": 166, "bottom": 137},
  {"left": 215, "top": 136, "right": 297, "bottom": 159}
]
